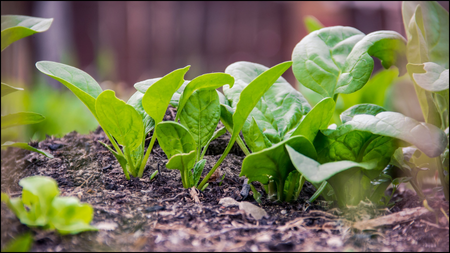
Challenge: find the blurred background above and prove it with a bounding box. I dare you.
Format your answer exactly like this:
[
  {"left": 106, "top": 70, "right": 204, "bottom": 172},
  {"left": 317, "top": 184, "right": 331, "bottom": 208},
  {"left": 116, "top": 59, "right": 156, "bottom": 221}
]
[{"left": 1, "top": 1, "right": 449, "bottom": 142}]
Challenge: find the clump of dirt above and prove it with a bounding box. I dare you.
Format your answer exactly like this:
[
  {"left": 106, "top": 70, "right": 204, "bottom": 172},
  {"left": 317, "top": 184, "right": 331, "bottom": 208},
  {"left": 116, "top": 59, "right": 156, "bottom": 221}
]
[{"left": 1, "top": 109, "right": 449, "bottom": 251}]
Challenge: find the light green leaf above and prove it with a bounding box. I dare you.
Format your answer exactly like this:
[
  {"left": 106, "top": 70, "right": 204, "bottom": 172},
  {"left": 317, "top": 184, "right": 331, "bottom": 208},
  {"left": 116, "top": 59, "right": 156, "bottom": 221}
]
[
  {"left": 243, "top": 116, "right": 272, "bottom": 153},
  {"left": 176, "top": 73, "right": 234, "bottom": 120},
  {"left": 35, "top": 61, "right": 103, "bottom": 116},
  {"left": 1, "top": 112, "right": 45, "bottom": 129},
  {"left": 225, "top": 61, "right": 310, "bottom": 143},
  {"left": 329, "top": 111, "right": 447, "bottom": 158},
  {"left": 179, "top": 89, "right": 220, "bottom": 148},
  {"left": 1, "top": 15, "right": 53, "bottom": 51},
  {"left": 1, "top": 82, "right": 23, "bottom": 97},
  {"left": 127, "top": 91, "right": 155, "bottom": 135},
  {"left": 95, "top": 90, "right": 144, "bottom": 151},
  {"left": 287, "top": 145, "right": 378, "bottom": 184},
  {"left": 335, "top": 31, "right": 407, "bottom": 94},
  {"left": 1, "top": 141, "right": 54, "bottom": 158},
  {"left": 193, "top": 159, "right": 207, "bottom": 187},
  {"left": 340, "top": 104, "right": 387, "bottom": 124},
  {"left": 142, "top": 66, "right": 190, "bottom": 125},
  {"left": 292, "top": 26, "right": 365, "bottom": 97},
  {"left": 240, "top": 136, "right": 316, "bottom": 200},
  {"left": 304, "top": 15, "right": 324, "bottom": 33},
  {"left": 1, "top": 232, "right": 33, "bottom": 252},
  {"left": 155, "top": 121, "right": 196, "bottom": 159},
  {"left": 292, "top": 27, "right": 406, "bottom": 97},
  {"left": 49, "top": 196, "right": 97, "bottom": 235},
  {"left": 166, "top": 150, "right": 197, "bottom": 188},
  {"left": 290, "top": 97, "right": 335, "bottom": 142},
  {"left": 413, "top": 62, "right": 449, "bottom": 92},
  {"left": 136, "top": 78, "right": 190, "bottom": 107}
]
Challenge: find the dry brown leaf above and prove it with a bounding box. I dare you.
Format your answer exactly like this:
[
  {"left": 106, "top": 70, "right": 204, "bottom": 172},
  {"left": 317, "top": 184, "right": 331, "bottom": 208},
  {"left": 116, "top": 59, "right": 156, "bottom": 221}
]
[{"left": 189, "top": 187, "right": 200, "bottom": 203}]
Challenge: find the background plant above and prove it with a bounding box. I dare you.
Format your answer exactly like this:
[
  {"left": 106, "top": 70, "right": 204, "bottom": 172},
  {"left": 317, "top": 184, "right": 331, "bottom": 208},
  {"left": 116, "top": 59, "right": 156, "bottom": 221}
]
[
  {"left": 1, "top": 176, "right": 97, "bottom": 235},
  {"left": 400, "top": 1, "right": 449, "bottom": 200},
  {"left": 1, "top": 15, "right": 54, "bottom": 158}
]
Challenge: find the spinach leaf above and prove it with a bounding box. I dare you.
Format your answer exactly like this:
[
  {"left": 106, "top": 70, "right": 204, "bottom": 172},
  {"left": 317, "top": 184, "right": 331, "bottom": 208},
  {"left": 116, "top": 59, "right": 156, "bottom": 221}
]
[
  {"left": 1, "top": 112, "right": 45, "bottom": 129},
  {"left": 198, "top": 61, "right": 293, "bottom": 189},
  {"left": 135, "top": 78, "right": 190, "bottom": 107},
  {"left": 1, "top": 141, "right": 54, "bottom": 158},
  {"left": 1, "top": 15, "right": 53, "bottom": 51},
  {"left": 127, "top": 91, "right": 155, "bottom": 135},
  {"left": 1, "top": 82, "right": 23, "bottom": 97},
  {"left": 292, "top": 26, "right": 406, "bottom": 97},
  {"left": 224, "top": 61, "right": 311, "bottom": 145},
  {"left": 240, "top": 136, "right": 316, "bottom": 202},
  {"left": 155, "top": 121, "right": 196, "bottom": 158}
]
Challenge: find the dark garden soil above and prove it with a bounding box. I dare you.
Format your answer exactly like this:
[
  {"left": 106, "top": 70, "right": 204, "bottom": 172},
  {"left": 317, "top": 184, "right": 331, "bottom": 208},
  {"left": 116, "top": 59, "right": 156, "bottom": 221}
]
[{"left": 1, "top": 107, "right": 449, "bottom": 252}]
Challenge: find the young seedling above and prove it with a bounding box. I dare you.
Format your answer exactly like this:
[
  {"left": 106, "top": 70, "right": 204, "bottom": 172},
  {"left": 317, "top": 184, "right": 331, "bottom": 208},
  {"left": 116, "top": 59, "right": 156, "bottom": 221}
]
[
  {"left": 1, "top": 176, "right": 97, "bottom": 235},
  {"left": 36, "top": 61, "right": 190, "bottom": 179},
  {"left": 155, "top": 73, "right": 234, "bottom": 188},
  {"left": 1, "top": 15, "right": 54, "bottom": 158},
  {"left": 197, "top": 61, "right": 293, "bottom": 190}
]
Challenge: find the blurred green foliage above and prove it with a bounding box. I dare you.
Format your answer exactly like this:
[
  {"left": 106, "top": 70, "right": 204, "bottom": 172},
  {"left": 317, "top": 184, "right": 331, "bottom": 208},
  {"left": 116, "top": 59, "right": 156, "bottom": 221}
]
[{"left": 1, "top": 82, "right": 98, "bottom": 142}]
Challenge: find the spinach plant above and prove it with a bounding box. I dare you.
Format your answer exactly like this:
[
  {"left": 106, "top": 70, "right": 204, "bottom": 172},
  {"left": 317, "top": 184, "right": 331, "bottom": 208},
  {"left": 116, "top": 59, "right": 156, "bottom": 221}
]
[
  {"left": 150, "top": 73, "right": 233, "bottom": 188},
  {"left": 401, "top": 1, "right": 449, "bottom": 200},
  {"left": 1, "top": 176, "right": 97, "bottom": 235},
  {"left": 1, "top": 15, "right": 53, "bottom": 158},
  {"left": 284, "top": 24, "right": 448, "bottom": 207},
  {"left": 36, "top": 61, "right": 190, "bottom": 179}
]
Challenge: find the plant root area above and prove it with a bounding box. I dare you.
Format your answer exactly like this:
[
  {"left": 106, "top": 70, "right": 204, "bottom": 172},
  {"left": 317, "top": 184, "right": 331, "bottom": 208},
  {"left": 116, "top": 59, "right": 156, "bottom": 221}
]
[{"left": 1, "top": 112, "right": 449, "bottom": 252}]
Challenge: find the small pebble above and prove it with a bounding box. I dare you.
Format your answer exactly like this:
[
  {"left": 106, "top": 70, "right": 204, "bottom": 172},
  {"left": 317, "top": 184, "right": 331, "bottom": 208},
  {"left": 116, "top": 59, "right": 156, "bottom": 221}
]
[{"left": 281, "top": 210, "right": 287, "bottom": 214}]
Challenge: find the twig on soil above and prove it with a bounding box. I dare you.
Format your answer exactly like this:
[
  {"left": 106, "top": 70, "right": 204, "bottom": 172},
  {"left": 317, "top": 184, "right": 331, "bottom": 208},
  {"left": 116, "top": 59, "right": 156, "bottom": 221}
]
[
  {"left": 420, "top": 219, "right": 449, "bottom": 230},
  {"left": 353, "top": 207, "right": 431, "bottom": 230},
  {"left": 158, "top": 192, "right": 190, "bottom": 203}
]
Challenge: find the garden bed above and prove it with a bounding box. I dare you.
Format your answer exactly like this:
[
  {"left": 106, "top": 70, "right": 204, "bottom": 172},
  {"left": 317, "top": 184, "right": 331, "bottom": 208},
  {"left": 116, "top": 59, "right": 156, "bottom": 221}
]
[{"left": 1, "top": 108, "right": 449, "bottom": 252}]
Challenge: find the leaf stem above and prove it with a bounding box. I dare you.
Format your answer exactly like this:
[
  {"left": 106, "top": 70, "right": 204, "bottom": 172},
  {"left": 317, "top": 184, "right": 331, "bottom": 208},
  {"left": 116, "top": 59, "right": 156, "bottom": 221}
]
[
  {"left": 138, "top": 132, "right": 157, "bottom": 177},
  {"left": 104, "top": 130, "right": 123, "bottom": 156},
  {"left": 236, "top": 135, "right": 251, "bottom": 156},
  {"left": 309, "top": 181, "right": 328, "bottom": 203},
  {"left": 434, "top": 156, "right": 449, "bottom": 200}
]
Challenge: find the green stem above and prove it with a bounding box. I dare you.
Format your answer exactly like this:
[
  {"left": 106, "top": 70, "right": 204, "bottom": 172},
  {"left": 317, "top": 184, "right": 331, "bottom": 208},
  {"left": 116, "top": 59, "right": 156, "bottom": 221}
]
[
  {"left": 197, "top": 135, "right": 236, "bottom": 189},
  {"left": 309, "top": 181, "right": 328, "bottom": 203},
  {"left": 104, "top": 130, "right": 123, "bottom": 156},
  {"left": 124, "top": 147, "right": 135, "bottom": 178},
  {"left": 434, "top": 156, "right": 449, "bottom": 201},
  {"left": 294, "top": 175, "right": 306, "bottom": 201},
  {"left": 268, "top": 180, "right": 277, "bottom": 201},
  {"left": 277, "top": 180, "right": 285, "bottom": 202},
  {"left": 138, "top": 132, "right": 157, "bottom": 178},
  {"left": 236, "top": 135, "right": 251, "bottom": 156}
]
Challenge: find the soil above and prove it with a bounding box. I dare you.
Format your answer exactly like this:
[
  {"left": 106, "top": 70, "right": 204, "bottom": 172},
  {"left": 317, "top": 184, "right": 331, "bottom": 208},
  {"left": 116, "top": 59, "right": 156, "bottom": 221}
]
[{"left": 1, "top": 107, "right": 449, "bottom": 252}]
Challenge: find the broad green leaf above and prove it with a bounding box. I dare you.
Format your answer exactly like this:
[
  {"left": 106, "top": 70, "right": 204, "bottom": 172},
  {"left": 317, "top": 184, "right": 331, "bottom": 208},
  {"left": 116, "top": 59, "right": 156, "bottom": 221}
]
[
  {"left": 1, "top": 112, "right": 45, "bottom": 129},
  {"left": 327, "top": 111, "right": 447, "bottom": 158},
  {"left": 155, "top": 121, "right": 196, "bottom": 159},
  {"left": 314, "top": 129, "right": 397, "bottom": 174},
  {"left": 193, "top": 159, "right": 207, "bottom": 187},
  {"left": 220, "top": 104, "right": 234, "bottom": 131},
  {"left": 95, "top": 90, "right": 144, "bottom": 151},
  {"left": 36, "top": 61, "right": 103, "bottom": 116},
  {"left": 304, "top": 15, "right": 324, "bottom": 33},
  {"left": 292, "top": 26, "right": 365, "bottom": 97},
  {"left": 290, "top": 97, "right": 335, "bottom": 142},
  {"left": 1, "top": 15, "right": 53, "bottom": 51},
  {"left": 176, "top": 73, "right": 234, "bottom": 120},
  {"left": 49, "top": 196, "right": 97, "bottom": 235},
  {"left": 142, "top": 66, "right": 190, "bottom": 125},
  {"left": 165, "top": 150, "right": 197, "bottom": 188},
  {"left": 1, "top": 141, "right": 54, "bottom": 158},
  {"left": 127, "top": 91, "right": 155, "bottom": 135},
  {"left": 335, "top": 31, "right": 407, "bottom": 94},
  {"left": 413, "top": 62, "right": 449, "bottom": 92},
  {"left": 340, "top": 104, "right": 387, "bottom": 124},
  {"left": 292, "top": 27, "right": 406, "bottom": 97},
  {"left": 0, "top": 232, "right": 33, "bottom": 252},
  {"left": 225, "top": 61, "right": 309, "bottom": 143},
  {"left": 1, "top": 82, "right": 23, "bottom": 97},
  {"left": 240, "top": 136, "right": 317, "bottom": 197},
  {"left": 286, "top": 144, "right": 378, "bottom": 183},
  {"left": 179, "top": 89, "right": 220, "bottom": 148},
  {"left": 243, "top": 116, "right": 272, "bottom": 153},
  {"left": 136, "top": 78, "right": 190, "bottom": 107}
]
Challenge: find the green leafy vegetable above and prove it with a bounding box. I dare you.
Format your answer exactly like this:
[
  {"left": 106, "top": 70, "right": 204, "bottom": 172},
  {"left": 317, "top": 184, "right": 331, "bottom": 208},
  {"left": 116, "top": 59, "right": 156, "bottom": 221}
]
[
  {"left": 303, "top": 15, "right": 324, "bottom": 33},
  {"left": 292, "top": 26, "right": 406, "bottom": 98},
  {"left": 2, "top": 141, "right": 54, "bottom": 158},
  {"left": 1, "top": 15, "right": 53, "bottom": 51},
  {"left": 1, "top": 112, "right": 45, "bottom": 129},
  {"left": 1, "top": 82, "right": 23, "bottom": 97},
  {"left": 1, "top": 176, "right": 97, "bottom": 234},
  {"left": 198, "top": 61, "right": 293, "bottom": 190},
  {"left": 0, "top": 232, "right": 33, "bottom": 252},
  {"left": 240, "top": 136, "right": 316, "bottom": 202}
]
